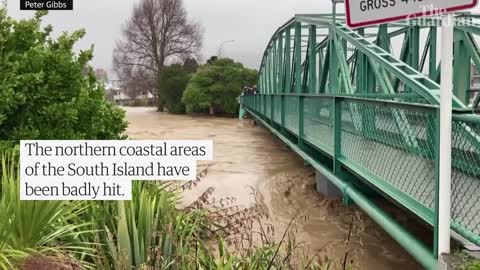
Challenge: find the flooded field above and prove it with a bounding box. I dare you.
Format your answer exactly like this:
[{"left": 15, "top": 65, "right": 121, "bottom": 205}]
[{"left": 125, "top": 106, "right": 423, "bottom": 270}]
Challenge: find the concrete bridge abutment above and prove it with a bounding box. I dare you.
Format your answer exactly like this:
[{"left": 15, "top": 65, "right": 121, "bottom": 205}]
[{"left": 315, "top": 170, "right": 342, "bottom": 199}]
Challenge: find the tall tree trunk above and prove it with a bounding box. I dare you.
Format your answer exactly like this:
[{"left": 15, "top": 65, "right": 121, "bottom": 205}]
[{"left": 209, "top": 106, "right": 214, "bottom": 115}]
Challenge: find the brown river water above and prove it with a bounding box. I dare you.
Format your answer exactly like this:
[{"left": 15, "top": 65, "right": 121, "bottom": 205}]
[{"left": 125, "top": 107, "right": 424, "bottom": 270}]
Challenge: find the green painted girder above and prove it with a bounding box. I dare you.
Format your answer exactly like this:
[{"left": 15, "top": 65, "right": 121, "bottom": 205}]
[
  {"left": 290, "top": 16, "right": 463, "bottom": 108},
  {"left": 332, "top": 23, "right": 464, "bottom": 107}
]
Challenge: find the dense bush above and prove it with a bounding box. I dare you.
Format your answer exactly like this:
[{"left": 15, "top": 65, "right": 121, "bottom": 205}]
[
  {"left": 182, "top": 58, "right": 257, "bottom": 115},
  {"left": 158, "top": 64, "right": 193, "bottom": 113},
  {"left": 0, "top": 9, "right": 127, "bottom": 141}
]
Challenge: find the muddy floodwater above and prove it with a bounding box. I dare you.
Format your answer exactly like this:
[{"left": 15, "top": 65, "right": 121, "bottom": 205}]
[{"left": 126, "top": 107, "right": 423, "bottom": 270}]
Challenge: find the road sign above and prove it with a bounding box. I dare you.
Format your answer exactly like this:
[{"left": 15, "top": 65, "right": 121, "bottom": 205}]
[{"left": 345, "top": 0, "right": 478, "bottom": 28}]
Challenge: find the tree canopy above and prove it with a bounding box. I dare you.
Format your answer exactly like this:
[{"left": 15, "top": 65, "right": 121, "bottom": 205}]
[
  {"left": 159, "top": 61, "right": 196, "bottom": 113},
  {"left": 182, "top": 58, "right": 257, "bottom": 115},
  {"left": 0, "top": 9, "right": 127, "bottom": 141}
]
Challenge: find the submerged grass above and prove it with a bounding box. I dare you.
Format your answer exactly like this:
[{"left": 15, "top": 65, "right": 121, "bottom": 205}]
[
  {"left": 449, "top": 251, "right": 480, "bottom": 270},
  {"left": 0, "top": 148, "right": 345, "bottom": 270}
]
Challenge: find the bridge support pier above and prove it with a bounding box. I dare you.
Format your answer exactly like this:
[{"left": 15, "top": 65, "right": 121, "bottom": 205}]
[
  {"left": 315, "top": 170, "right": 342, "bottom": 199},
  {"left": 238, "top": 106, "right": 246, "bottom": 119}
]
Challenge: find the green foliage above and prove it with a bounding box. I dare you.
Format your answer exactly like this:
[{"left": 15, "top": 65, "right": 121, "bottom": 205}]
[
  {"left": 0, "top": 149, "right": 94, "bottom": 269},
  {"left": 182, "top": 57, "right": 199, "bottom": 74},
  {"left": 0, "top": 148, "right": 336, "bottom": 270},
  {"left": 453, "top": 251, "right": 480, "bottom": 270},
  {"left": 465, "top": 261, "right": 480, "bottom": 270},
  {"left": 159, "top": 64, "right": 193, "bottom": 114},
  {"left": 0, "top": 9, "right": 127, "bottom": 141},
  {"left": 87, "top": 182, "right": 210, "bottom": 270},
  {"left": 182, "top": 58, "right": 257, "bottom": 115}
]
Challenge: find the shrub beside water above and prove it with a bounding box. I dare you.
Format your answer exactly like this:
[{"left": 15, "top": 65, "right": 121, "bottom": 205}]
[{"left": 0, "top": 8, "right": 127, "bottom": 141}]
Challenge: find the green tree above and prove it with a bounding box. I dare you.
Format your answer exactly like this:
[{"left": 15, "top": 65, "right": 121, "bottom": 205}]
[
  {"left": 183, "top": 57, "right": 199, "bottom": 73},
  {"left": 182, "top": 58, "right": 257, "bottom": 115},
  {"left": 0, "top": 9, "right": 127, "bottom": 141},
  {"left": 159, "top": 64, "right": 193, "bottom": 113}
]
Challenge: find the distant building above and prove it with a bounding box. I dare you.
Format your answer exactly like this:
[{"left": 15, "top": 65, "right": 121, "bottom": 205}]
[
  {"left": 104, "top": 80, "right": 125, "bottom": 103},
  {"left": 104, "top": 79, "right": 155, "bottom": 106}
]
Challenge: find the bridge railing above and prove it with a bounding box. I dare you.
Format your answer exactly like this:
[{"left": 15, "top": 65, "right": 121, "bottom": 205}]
[
  {"left": 451, "top": 114, "right": 480, "bottom": 244},
  {"left": 241, "top": 93, "right": 480, "bottom": 248}
]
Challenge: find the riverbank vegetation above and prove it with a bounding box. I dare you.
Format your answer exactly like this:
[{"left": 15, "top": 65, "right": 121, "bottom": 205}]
[
  {"left": 0, "top": 149, "right": 342, "bottom": 270},
  {"left": 447, "top": 251, "right": 480, "bottom": 270},
  {"left": 0, "top": 8, "right": 127, "bottom": 141},
  {"left": 0, "top": 4, "right": 346, "bottom": 270},
  {"left": 158, "top": 61, "right": 197, "bottom": 114},
  {"left": 182, "top": 57, "right": 257, "bottom": 115}
]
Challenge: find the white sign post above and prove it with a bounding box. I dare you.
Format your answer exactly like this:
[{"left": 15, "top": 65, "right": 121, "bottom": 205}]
[
  {"left": 345, "top": 0, "right": 478, "bottom": 259},
  {"left": 345, "top": 0, "right": 477, "bottom": 28},
  {"left": 438, "top": 12, "right": 453, "bottom": 257}
]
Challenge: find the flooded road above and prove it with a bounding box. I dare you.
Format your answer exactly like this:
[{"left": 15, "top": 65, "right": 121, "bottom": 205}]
[{"left": 126, "top": 107, "right": 423, "bottom": 270}]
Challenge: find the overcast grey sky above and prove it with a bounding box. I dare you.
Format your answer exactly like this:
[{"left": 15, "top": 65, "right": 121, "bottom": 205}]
[{"left": 7, "top": 0, "right": 335, "bottom": 77}]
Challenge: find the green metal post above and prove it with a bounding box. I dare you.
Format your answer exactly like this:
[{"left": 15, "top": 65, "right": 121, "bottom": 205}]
[
  {"left": 308, "top": 25, "right": 317, "bottom": 93},
  {"left": 271, "top": 40, "right": 277, "bottom": 123},
  {"left": 378, "top": 24, "right": 390, "bottom": 51},
  {"left": 357, "top": 28, "right": 367, "bottom": 93},
  {"left": 429, "top": 27, "right": 437, "bottom": 80},
  {"left": 264, "top": 57, "right": 268, "bottom": 94},
  {"left": 282, "top": 27, "right": 291, "bottom": 135},
  {"left": 409, "top": 26, "right": 420, "bottom": 71},
  {"left": 295, "top": 22, "right": 303, "bottom": 147},
  {"left": 239, "top": 104, "right": 245, "bottom": 119},
  {"left": 453, "top": 31, "right": 471, "bottom": 105},
  {"left": 295, "top": 22, "right": 302, "bottom": 93},
  {"left": 333, "top": 97, "right": 342, "bottom": 175},
  {"left": 281, "top": 94, "right": 286, "bottom": 134},
  {"left": 299, "top": 96, "right": 304, "bottom": 148},
  {"left": 269, "top": 49, "right": 274, "bottom": 94},
  {"left": 263, "top": 95, "right": 266, "bottom": 118},
  {"left": 264, "top": 53, "right": 268, "bottom": 94},
  {"left": 407, "top": 26, "right": 419, "bottom": 99},
  {"left": 285, "top": 27, "right": 292, "bottom": 93},
  {"left": 433, "top": 108, "right": 440, "bottom": 258},
  {"left": 270, "top": 54, "right": 274, "bottom": 121},
  {"left": 273, "top": 39, "right": 278, "bottom": 94},
  {"left": 262, "top": 70, "right": 266, "bottom": 93},
  {"left": 329, "top": 32, "right": 339, "bottom": 93},
  {"left": 271, "top": 94, "right": 274, "bottom": 122},
  {"left": 319, "top": 46, "right": 329, "bottom": 93},
  {"left": 318, "top": 46, "right": 324, "bottom": 92},
  {"left": 278, "top": 32, "right": 284, "bottom": 93}
]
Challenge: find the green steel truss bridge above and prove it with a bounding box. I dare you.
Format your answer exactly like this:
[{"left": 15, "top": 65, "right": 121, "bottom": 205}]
[{"left": 240, "top": 11, "right": 480, "bottom": 270}]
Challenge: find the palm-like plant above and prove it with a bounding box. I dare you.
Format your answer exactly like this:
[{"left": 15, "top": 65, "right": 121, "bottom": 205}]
[
  {"left": 91, "top": 182, "right": 209, "bottom": 270},
  {"left": 0, "top": 149, "right": 94, "bottom": 270},
  {"left": 0, "top": 147, "right": 335, "bottom": 270}
]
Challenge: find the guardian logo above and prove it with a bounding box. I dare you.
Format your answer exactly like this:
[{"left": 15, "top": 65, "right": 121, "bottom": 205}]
[{"left": 20, "top": 0, "right": 73, "bottom": 10}]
